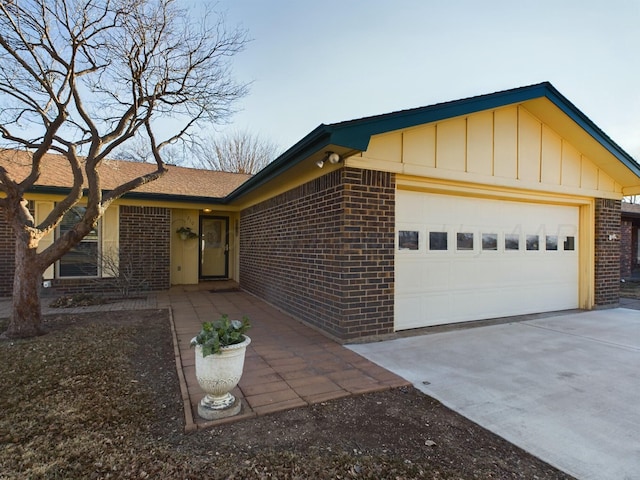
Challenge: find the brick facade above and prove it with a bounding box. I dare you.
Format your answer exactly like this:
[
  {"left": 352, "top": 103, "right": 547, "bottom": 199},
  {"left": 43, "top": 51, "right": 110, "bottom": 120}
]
[
  {"left": 0, "top": 205, "right": 171, "bottom": 298},
  {"left": 621, "top": 219, "right": 633, "bottom": 279},
  {"left": 240, "top": 167, "right": 395, "bottom": 341},
  {"left": 118, "top": 206, "right": 171, "bottom": 292},
  {"left": 0, "top": 208, "right": 15, "bottom": 296},
  {"left": 594, "top": 198, "right": 621, "bottom": 305}
]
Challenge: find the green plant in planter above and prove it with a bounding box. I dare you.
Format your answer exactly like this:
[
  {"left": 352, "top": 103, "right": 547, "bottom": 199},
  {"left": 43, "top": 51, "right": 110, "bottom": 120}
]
[{"left": 191, "top": 314, "right": 251, "bottom": 357}]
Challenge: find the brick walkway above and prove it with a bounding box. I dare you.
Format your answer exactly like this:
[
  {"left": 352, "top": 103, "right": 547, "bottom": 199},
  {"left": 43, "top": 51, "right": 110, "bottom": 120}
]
[{"left": 157, "top": 283, "right": 410, "bottom": 431}]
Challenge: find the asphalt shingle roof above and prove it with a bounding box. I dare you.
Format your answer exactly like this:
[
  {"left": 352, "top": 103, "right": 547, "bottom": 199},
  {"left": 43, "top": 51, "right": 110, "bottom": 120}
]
[{"left": 0, "top": 150, "right": 251, "bottom": 199}]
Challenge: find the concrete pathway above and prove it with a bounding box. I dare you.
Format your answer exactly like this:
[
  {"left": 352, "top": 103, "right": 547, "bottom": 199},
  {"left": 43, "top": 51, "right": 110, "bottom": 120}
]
[{"left": 349, "top": 308, "right": 640, "bottom": 480}]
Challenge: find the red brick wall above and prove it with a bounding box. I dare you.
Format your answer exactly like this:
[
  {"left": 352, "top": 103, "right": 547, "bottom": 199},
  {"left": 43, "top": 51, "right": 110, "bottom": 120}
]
[
  {"left": 240, "top": 167, "right": 395, "bottom": 341},
  {"left": 621, "top": 219, "right": 633, "bottom": 279},
  {"left": 594, "top": 198, "right": 621, "bottom": 305},
  {"left": 118, "top": 206, "right": 171, "bottom": 292},
  {"left": 0, "top": 207, "right": 15, "bottom": 297}
]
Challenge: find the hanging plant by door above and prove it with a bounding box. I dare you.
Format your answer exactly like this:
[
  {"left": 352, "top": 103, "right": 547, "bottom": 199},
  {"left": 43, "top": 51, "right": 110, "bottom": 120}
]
[{"left": 176, "top": 226, "right": 199, "bottom": 240}]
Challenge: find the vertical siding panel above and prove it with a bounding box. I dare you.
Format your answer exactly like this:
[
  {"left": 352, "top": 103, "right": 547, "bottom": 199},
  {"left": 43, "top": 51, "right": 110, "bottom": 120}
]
[
  {"left": 365, "top": 131, "right": 402, "bottom": 161},
  {"left": 581, "top": 156, "right": 599, "bottom": 190},
  {"left": 493, "top": 106, "right": 518, "bottom": 179},
  {"left": 436, "top": 117, "right": 466, "bottom": 171},
  {"left": 561, "top": 141, "right": 582, "bottom": 187},
  {"left": 403, "top": 125, "right": 436, "bottom": 167},
  {"left": 541, "top": 125, "right": 562, "bottom": 184},
  {"left": 467, "top": 111, "right": 493, "bottom": 176},
  {"left": 598, "top": 171, "right": 615, "bottom": 192},
  {"left": 170, "top": 209, "right": 199, "bottom": 285},
  {"left": 517, "top": 107, "right": 542, "bottom": 182}
]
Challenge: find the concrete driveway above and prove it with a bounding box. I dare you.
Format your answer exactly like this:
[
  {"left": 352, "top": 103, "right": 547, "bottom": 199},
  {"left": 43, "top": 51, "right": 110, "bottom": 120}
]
[{"left": 348, "top": 308, "right": 640, "bottom": 480}]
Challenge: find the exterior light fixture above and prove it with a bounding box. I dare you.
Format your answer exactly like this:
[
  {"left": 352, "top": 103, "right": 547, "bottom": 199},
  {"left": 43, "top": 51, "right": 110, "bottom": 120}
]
[{"left": 315, "top": 151, "right": 341, "bottom": 169}]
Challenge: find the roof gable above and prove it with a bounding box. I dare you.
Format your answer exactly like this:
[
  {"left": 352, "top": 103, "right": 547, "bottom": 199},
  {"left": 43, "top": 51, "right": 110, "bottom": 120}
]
[{"left": 229, "top": 82, "right": 640, "bottom": 200}]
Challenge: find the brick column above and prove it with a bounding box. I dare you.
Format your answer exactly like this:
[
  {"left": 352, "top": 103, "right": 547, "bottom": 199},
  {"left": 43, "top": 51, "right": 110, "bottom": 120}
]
[
  {"left": 594, "top": 198, "right": 621, "bottom": 306},
  {"left": 120, "top": 206, "right": 171, "bottom": 291},
  {"left": 0, "top": 208, "right": 14, "bottom": 297},
  {"left": 620, "top": 219, "right": 632, "bottom": 279}
]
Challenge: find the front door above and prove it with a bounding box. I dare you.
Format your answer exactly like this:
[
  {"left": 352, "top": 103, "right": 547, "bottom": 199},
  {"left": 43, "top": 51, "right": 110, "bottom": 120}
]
[{"left": 199, "top": 216, "right": 229, "bottom": 279}]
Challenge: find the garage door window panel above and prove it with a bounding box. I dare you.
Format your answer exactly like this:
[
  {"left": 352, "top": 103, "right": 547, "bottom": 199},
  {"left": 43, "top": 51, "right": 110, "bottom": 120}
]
[
  {"left": 546, "top": 235, "right": 558, "bottom": 251},
  {"left": 456, "top": 232, "right": 474, "bottom": 251},
  {"left": 505, "top": 234, "right": 520, "bottom": 251},
  {"left": 399, "top": 230, "right": 420, "bottom": 251},
  {"left": 482, "top": 233, "right": 498, "bottom": 251},
  {"left": 429, "top": 231, "right": 448, "bottom": 251},
  {"left": 563, "top": 236, "right": 575, "bottom": 251},
  {"left": 526, "top": 235, "right": 540, "bottom": 251}
]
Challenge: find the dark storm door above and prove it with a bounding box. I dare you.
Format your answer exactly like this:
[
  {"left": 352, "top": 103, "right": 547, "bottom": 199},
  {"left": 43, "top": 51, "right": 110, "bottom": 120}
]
[{"left": 199, "top": 216, "right": 229, "bottom": 279}]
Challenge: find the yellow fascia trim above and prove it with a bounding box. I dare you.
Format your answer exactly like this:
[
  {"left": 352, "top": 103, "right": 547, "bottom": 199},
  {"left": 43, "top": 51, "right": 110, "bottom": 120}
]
[{"left": 397, "top": 174, "right": 595, "bottom": 310}]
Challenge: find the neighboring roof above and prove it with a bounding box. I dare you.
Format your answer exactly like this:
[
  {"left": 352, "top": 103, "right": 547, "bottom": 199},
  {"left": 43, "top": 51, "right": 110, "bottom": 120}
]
[
  {"left": 228, "top": 82, "right": 640, "bottom": 200},
  {"left": 622, "top": 202, "right": 640, "bottom": 218},
  {"left": 0, "top": 150, "right": 251, "bottom": 202}
]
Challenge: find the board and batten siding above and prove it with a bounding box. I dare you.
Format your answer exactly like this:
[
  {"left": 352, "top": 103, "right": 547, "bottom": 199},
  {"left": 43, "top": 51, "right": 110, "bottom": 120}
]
[{"left": 347, "top": 105, "right": 621, "bottom": 198}]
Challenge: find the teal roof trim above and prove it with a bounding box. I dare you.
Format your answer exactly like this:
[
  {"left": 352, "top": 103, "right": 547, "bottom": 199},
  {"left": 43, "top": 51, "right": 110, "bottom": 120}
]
[
  {"left": 228, "top": 82, "right": 639, "bottom": 201},
  {"left": 325, "top": 83, "right": 554, "bottom": 151},
  {"left": 540, "top": 84, "right": 640, "bottom": 177},
  {"left": 225, "top": 125, "right": 333, "bottom": 201}
]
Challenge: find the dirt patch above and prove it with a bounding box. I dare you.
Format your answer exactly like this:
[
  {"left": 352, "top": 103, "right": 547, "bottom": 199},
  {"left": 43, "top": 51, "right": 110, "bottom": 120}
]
[
  {"left": 0, "top": 311, "right": 572, "bottom": 479},
  {"left": 48, "top": 293, "right": 108, "bottom": 308}
]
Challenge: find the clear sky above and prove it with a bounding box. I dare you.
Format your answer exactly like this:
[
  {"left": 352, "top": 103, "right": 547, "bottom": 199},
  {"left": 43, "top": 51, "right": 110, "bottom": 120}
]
[{"left": 209, "top": 0, "right": 640, "bottom": 160}]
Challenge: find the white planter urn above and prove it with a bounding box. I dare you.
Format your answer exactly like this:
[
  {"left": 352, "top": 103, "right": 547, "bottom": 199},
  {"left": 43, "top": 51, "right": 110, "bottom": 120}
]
[{"left": 193, "top": 335, "right": 251, "bottom": 420}]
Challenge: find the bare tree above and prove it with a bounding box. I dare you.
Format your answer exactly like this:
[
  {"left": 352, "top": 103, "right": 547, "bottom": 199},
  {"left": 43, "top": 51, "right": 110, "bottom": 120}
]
[
  {"left": 114, "top": 136, "right": 190, "bottom": 165},
  {"left": 195, "top": 129, "right": 280, "bottom": 174},
  {"left": 0, "top": 0, "right": 248, "bottom": 338}
]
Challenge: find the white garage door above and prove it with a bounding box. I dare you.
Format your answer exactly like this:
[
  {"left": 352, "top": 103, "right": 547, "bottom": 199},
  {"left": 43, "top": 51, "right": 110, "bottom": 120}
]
[{"left": 395, "top": 190, "right": 579, "bottom": 330}]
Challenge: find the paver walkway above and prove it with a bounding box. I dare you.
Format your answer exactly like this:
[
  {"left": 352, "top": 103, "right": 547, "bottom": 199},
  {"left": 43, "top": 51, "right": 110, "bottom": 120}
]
[{"left": 158, "top": 283, "right": 410, "bottom": 431}]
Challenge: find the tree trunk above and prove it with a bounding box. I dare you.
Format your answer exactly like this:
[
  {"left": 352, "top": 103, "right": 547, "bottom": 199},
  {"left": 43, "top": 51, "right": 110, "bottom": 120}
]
[{"left": 4, "top": 237, "right": 45, "bottom": 338}]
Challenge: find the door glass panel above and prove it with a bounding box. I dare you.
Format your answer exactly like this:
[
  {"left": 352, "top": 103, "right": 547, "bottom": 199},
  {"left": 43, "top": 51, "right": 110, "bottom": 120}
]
[{"left": 200, "top": 217, "right": 228, "bottom": 277}]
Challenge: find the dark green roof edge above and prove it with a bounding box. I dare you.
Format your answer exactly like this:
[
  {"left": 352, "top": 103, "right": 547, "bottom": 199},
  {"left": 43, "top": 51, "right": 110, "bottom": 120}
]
[
  {"left": 224, "top": 124, "right": 333, "bottom": 201},
  {"left": 228, "top": 82, "right": 640, "bottom": 201},
  {"left": 30, "top": 185, "right": 227, "bottom": 205}
]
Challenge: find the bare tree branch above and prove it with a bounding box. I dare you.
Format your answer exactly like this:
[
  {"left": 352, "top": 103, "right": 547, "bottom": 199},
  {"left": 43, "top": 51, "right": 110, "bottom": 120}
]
[
  {"left": 0, "top": 0, "right": 249, "bottom": 337},
  {"left": 195, "top": 129, "right": 280, "bottom": 174}
]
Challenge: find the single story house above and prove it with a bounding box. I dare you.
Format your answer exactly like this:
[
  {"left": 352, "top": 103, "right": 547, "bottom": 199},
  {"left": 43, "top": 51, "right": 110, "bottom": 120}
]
[{"left": 2, "top": 82, "right": 640, "bottom": 341}]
